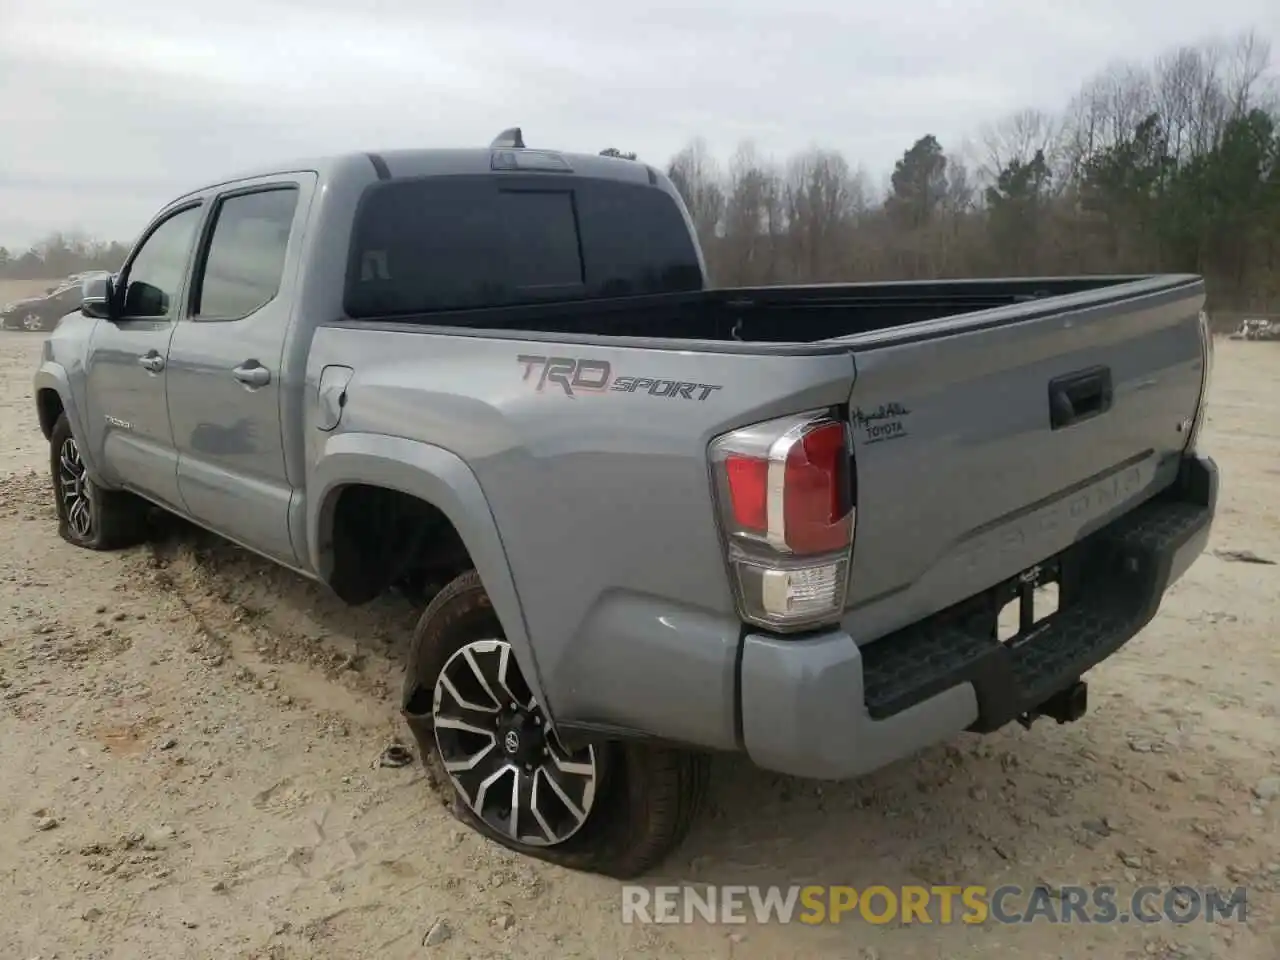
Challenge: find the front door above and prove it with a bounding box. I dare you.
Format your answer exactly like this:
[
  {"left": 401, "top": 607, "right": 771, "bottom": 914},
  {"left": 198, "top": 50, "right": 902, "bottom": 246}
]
[
  {"left": 166, "top": 180, "right": 308, "bottom": 565},
  {"left": 84, "top": 203, "right": 205, "bottom": 509}
]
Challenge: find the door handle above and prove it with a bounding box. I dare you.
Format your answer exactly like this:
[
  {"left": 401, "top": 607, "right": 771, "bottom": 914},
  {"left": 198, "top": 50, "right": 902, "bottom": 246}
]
[
  {"left": 137, "top": 354, "right": 164, "bottom": 373},
  {"left": 233, "top": 361, "right": 271, "bottom": 388},
  {"left": 1048, "top": 365, "right": 1112, "bottom": 429}
]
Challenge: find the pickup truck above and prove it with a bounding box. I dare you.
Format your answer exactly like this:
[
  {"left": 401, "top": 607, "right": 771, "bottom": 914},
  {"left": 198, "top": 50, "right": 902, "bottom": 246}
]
[{"left": 34, "top": 130, "right": 1218, "bottom": 879}]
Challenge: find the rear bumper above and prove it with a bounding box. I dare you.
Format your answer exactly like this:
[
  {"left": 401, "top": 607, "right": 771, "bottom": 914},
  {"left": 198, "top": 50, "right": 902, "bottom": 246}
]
[{"left": 738, "top": 453, "right": 1218, "bottom": 781}]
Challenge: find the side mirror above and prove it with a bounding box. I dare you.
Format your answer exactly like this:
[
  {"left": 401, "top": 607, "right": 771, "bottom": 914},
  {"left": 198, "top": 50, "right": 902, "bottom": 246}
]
[{"left": 81, "top": 275, "right": 116, "bottom": 321}]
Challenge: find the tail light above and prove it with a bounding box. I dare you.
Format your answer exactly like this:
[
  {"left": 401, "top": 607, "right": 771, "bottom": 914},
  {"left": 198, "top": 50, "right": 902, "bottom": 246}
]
[
  {"left": 708, "top": 411, "right": 855, "bottom": 632},
  {"left": 1185, "top": 309, "right": 1214, "bottom": 453}
]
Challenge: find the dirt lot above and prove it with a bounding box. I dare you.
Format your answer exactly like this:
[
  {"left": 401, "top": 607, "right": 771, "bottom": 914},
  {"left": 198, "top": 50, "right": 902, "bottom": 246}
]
[{"left": 0, "top": 329, "right": 1276, "bottom": 960}]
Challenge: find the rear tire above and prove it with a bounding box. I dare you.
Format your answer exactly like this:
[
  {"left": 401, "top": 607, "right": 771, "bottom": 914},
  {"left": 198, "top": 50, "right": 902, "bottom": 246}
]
[
  {"left": 50, "top": 414, "right": 150, "bottom": 550},
  {"left": 402, "top": 569, "right": 709, "bottom": 878}
]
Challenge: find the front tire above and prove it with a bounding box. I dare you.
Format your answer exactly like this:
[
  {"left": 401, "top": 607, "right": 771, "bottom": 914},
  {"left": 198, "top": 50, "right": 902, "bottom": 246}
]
[
  {"left": 402, "top": 570, "right": 709, "bottom": 878},
  {"left": 20, "top": 312, "right": 49, "bottom": 332},
  {"left": 50, "top": 414, "right": 150, "bottom": 550}
]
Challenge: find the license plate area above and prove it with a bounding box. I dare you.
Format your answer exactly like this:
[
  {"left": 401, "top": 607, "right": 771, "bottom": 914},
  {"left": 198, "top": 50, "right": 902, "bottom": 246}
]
[{"left": 995, "top": 561, "right": 1061, "bottom": 646}]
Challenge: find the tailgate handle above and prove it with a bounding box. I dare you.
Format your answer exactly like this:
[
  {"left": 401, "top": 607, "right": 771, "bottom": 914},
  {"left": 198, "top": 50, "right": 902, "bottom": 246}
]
[{"left": 1048, "top": 366, "right": 1112, "bottom": 429}]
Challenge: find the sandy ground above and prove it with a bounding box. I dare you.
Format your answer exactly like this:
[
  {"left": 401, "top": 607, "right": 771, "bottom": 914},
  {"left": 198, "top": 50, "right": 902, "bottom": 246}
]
[{"left": 0, "top": 329, "right": 1276, "bottom": 960}]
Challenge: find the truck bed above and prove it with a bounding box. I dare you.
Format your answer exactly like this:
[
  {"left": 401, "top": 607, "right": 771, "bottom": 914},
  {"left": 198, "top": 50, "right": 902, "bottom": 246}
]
[{"left": 334, "top": 274, "right": 1196, "bottom": 348}]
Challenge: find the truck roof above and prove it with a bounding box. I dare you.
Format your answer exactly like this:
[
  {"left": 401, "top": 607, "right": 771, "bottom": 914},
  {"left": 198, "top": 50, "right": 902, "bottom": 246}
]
[{"left": 173, "top": 145, "right": 661, "bottom": 205}]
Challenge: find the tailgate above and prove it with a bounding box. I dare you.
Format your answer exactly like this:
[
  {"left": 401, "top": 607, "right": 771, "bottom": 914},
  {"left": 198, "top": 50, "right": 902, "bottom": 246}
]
[{"left": 838, "top": 277, "right": 1207, "bottom": 644}]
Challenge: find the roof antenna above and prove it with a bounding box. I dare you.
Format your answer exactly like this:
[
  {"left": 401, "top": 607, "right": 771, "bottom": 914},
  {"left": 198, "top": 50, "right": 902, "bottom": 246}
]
[{"left": 490, "top": 127, "right": 525, "bottom": 149}]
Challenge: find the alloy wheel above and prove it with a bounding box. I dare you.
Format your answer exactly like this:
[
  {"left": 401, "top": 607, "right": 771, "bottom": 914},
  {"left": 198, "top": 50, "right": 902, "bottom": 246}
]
[
  {"left": 58, "top": 437, "right": 94, "bottom": 539},
  {"left": 21, "top": 313, "right": 43, "bottom": 332},
  {"left": 432, "top": 638, "right": 598, "bottom": 847}
]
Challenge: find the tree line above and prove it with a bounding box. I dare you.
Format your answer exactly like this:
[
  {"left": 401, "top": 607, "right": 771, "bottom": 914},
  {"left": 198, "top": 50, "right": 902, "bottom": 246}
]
[
  {"left": 6, "top": 30, "right": 1276, "bottom": 314},
  {"left": 0, "top": 234, "right": 129, "bottom": 282},
  {"left": 652, "top": 30, "right": 1278, "bottom": 314}
]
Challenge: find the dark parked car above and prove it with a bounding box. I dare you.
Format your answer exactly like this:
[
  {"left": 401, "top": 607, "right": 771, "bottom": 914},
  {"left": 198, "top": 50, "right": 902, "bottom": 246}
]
[{"left": 2, "top": 282, "right": 84, "bottom": 332}]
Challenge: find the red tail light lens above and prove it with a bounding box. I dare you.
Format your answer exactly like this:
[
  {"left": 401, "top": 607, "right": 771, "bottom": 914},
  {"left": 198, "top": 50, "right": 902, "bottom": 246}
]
[
  {"left": 724, "top": 455, "right": 769, "bottom": 532},
  {"left": 783, "top": 421, "right": 850, "bottom": 554}
]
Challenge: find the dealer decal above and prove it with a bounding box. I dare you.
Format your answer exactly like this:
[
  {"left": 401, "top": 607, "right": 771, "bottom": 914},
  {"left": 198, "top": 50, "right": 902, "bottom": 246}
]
[
  {"left": 517, "top": 354, "right": 722, "bottom": 401},
  {"left": 852, "top": 402, "right": 912, "bottom": 444}
]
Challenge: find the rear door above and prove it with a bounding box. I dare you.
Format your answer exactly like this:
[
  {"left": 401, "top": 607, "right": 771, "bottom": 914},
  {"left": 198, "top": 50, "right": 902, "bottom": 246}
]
[
  {"left": 836, "top": 279, "right": 1206, "bottom": 644},
  {"left": 165, "top": 174, "right": 315, "bottom": 565}
]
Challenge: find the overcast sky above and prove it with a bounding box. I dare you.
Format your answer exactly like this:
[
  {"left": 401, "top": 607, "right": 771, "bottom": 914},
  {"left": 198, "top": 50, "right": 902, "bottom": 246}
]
[{"left": 1, "top": 0, "right": 1276, "bottom": 249}]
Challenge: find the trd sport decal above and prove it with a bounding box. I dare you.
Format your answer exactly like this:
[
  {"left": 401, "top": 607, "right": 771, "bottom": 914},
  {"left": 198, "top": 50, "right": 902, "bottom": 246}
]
[{"left": 517, "top": 355, "right": 723, "bottom": 401}]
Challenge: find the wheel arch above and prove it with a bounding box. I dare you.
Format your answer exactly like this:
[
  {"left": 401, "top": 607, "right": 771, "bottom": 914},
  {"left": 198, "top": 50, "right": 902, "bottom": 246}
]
[
  {"left": 34, "top": 362, "right": 109, "bottom": 474},
  {"left": 307, "top": 432, "right": 550, "bottom": 714},
  {"left": 36, "top": 384, "right": 66, "bottom": 441}
]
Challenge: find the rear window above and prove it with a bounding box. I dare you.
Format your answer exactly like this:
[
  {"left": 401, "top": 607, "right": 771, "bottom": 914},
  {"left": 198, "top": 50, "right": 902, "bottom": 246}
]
[{"left": 344, "top": 175, "right": 702, "bottom": 318}]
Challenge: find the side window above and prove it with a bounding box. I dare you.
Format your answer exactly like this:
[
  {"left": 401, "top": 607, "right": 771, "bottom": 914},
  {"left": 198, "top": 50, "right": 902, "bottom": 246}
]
[
  {"left": 345, "top": 181, "right": 584, "bottom": 316},
  {"left": 194, "top": 188, "right": 298, "bottom": 319},
  {"left": 119, "top": 206, "right": 203, "bottom": 319},
  {"left": 575, "top": 180, "right": 703, "bottom": 297}
]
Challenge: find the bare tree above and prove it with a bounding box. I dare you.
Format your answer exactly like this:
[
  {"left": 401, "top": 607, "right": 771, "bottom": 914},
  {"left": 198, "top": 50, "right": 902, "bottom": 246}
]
[
  {"left": 783, "top": 148, "right": 862, "bottom": 281},
  {"left": 667, "top": 138, "right": 725, "bottom": 250},
  {"left": 721, "top": 142, "right": 784, "bottom": 284},
  {"left": 979, "top": 108, "right": 1060, "bottom": 184},
  {"left": 1223, "top": 29, "right": 1273, "bottom": 119},
  {"left": 1154, "top": 45, "right": 1209, "bottom": 163}
]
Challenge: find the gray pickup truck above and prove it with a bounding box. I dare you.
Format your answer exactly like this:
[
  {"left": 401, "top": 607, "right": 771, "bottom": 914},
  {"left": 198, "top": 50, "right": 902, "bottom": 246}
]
[{"left": 34, "top": 130, "right": 1217, "bottom": 878}]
